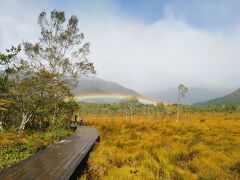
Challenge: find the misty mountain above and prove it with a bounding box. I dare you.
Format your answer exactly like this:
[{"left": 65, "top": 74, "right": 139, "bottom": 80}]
[
  {"left": 73, "top": 77, "right": 141, "bottom": 97},
  {"left": 194, "top": 88, "right": 240, "bottom": 106},
  {"left": 143, "top": 87, "right": 231, "bottom": 105}
]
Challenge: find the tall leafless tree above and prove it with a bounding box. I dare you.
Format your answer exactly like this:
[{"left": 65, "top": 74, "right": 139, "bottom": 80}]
[{"left": 176, "top": 84, "right": 188, "bottom": 122}]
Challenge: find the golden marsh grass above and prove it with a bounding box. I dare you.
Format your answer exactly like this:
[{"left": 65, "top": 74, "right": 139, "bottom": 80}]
[{"left": 81, "top": 113, "right": 240, "bottom": 179}]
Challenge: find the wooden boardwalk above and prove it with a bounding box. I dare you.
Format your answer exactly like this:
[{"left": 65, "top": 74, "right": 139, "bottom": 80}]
[{"left": 0, "top": 126, "right": 100, "bottom": 180}]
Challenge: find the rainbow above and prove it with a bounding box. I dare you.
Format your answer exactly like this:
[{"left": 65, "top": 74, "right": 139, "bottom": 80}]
[{"left": 74, "top": 93, "right": 159, "bottom": 105}]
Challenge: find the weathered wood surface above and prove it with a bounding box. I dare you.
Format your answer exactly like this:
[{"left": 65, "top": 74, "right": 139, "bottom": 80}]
[{"left": 0, "top": 126, "right": 99, "bottom": 180}]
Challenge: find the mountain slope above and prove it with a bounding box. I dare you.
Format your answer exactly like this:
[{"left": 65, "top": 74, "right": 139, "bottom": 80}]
[
  {"left": 73, "top": 76, "right": 141, "bottom": 96},
  {"left": 194, "top": 88, "right": 240, "bottom": 106},
  {"left": 143, "top": 87, "right": 230, "bottom": 105},
  {"left": 75, "top": 87, "right": 110, "bottom": 95}
]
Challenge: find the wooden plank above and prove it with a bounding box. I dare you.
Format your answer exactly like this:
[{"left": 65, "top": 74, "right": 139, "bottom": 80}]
[{"left": 0, "top": 126, "right": 100, "bottom": 180}]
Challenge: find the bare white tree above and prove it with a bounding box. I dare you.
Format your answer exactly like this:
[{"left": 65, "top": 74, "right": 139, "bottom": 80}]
[{"left": 176, "top": 84, "right": 188, "bottom": 122}]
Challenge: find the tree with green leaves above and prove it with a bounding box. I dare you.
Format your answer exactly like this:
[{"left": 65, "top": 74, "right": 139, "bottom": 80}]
[
  {"left": 0, "top": 45, "right": 21, "bottom": 106},
  {"left": 22, "top": 10, "right": 95, "bottom": 130},
  {"left": 0, "top": 45, "right": 21, "bottom": 130},
  {"left": 0, "top": 10, "right": 95, "bottom": 132},
  {"left": 23, "top": 10, "right": 95, "bottom": 86}
]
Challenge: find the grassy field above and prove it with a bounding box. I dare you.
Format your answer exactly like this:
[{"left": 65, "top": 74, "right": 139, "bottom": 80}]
[
  {"left": 81, "top": 113, "right": 240, "bottom": 179},
  {"left": 0, "top": 128, "right": 73, "bottom": 171}
]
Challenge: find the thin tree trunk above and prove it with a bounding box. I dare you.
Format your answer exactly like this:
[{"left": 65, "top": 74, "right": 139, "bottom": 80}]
[
  {"left": 19, "top": 113, "right": 28, "bottom": 134},
  {"left": 147, "top": 107, "right": 150, "bottom": 120},
  {"left": 52, "top": 100, "right": 58, "bottom": 129},
  {"left": 0, "top": 111, "right": 3, "bottom": 131},
  {"left": 0, "top": 121, "right": 3, "bottom": 131},
  {"left": 176, "top": 91, "right": 181, "bottom": 122},
  {"left": 130, "top": 108, "right": 133, "bottom": 122},
  {"left": 133, "top": 109, "right": 135, "bottom": 122},
  {"left": 39, "top": 117, "right": 43, "bottom": 129}
]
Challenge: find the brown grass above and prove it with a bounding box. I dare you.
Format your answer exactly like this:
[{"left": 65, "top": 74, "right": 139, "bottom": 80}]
[{"left": 81, "top": 113, "right": 240, "bottom": 179}]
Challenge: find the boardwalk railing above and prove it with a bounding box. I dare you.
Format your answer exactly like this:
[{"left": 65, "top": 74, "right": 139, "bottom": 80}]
[{"left": 0, "top": 126, "right": 100, "bottom": 180}]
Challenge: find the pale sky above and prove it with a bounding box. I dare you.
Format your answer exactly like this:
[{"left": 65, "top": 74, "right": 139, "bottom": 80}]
[{"left": 0, "top": 0, "right": 240, "bottom": 93}]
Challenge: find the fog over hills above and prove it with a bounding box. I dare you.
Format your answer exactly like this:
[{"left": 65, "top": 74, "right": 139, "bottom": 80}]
[
  {"left": 194, "top": 88, "right": 240, "bottom": 106},
  {"left": 142, "top": 87, "right": 232, "bottom": 105},
  {"left": 73, "top": 77, "right": 234, "bottom": 105},
  {"left": 1, "top": 1, "right": 240, "bottom": 101}
]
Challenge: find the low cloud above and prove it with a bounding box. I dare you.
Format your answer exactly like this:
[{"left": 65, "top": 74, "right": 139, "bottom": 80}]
[
  {"left": 1, "top": 0, "right": 240, "bottom": 93},
  {"left": 83, "top": 16, "right": 240, "bottom": 92}
]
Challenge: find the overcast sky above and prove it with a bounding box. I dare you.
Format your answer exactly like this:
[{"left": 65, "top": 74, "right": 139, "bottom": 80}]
[{"left": 0, "top": 0, "right": 240, "bottom": 93}]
